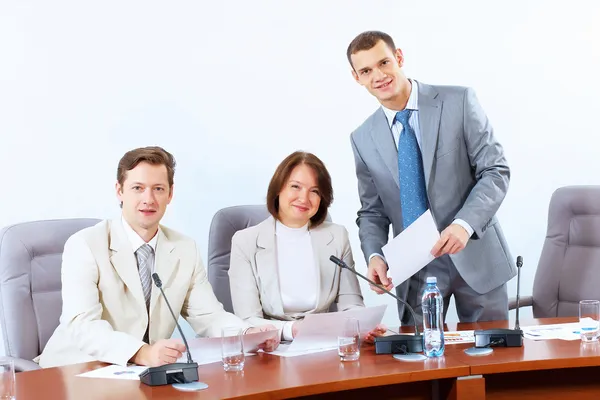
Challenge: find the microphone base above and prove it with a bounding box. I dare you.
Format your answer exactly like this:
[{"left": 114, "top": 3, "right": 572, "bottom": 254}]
[
  {"left": 140, "top": 362, "right": 199, "bottom": 386},
  {"left": 474, "top": 329, "right": 523, "bottom": 348},
  {"left": 374, "top": 334, "right": 424, "bottom": 354}
]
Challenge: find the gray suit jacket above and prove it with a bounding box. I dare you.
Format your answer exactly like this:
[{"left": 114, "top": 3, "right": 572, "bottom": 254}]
[
  {"left": 350, "top": 81, "right": 516, "bottom": 295},
  {"left": 228, "top": 217, "right": 364, "bottom": 330}
]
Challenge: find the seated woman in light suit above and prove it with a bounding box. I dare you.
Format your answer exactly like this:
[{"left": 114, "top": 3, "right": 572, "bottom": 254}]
[{"left": 228, "top": 151, "right": 385, "bottom": 342}]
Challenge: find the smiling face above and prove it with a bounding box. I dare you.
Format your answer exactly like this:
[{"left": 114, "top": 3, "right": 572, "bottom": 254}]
[
  {"left": 350, "top": 40, "right": 410, "bottom": 107},
  {"left": 116, "top": 161, "right": 173, "bottom": 240},
  {"left": 276, "top": 164, "right": 321, "bottom": 228}
]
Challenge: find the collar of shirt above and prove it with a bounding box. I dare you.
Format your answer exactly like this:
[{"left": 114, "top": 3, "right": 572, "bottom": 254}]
[
  {"left": 381, "top": 79, "right": 419, "bottom": 128},
  {"left": 121, "top": 215, "right": 158, "bottom": 254},
  {"left": 275, "top": 219, "right": 309, "bottom": 240}
]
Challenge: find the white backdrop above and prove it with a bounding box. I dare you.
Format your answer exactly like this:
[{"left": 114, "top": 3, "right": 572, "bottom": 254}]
[{"left": 1, "top": 1, "right": 599, "bottom": 337}]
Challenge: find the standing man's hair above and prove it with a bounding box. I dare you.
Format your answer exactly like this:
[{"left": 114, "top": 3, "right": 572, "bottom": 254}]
[{"left": 346, "top": 31, "right": 397, "bottom": 68}]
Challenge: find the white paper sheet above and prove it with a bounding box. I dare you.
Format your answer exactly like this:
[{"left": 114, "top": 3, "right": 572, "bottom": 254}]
[
  {"left": 270, "top": 305, "right": 386, "bottom": 355},
  {"left": 77, "top": 365, "right": 148, "bottom": 380},
  {"left": 382, "top": 210, "right": 440, "bottom": 287},
  {"left": 268, "top": 343, "right": 338, "bottom": 357},
  {"left": 444, "top": 330, "right": 475, "bottom": 344},
  {"left": 522, "top": 322, "right": 582, "bottom": 341},
  {"left": 176, "top": 329, "right": 278, "bottom": 363}
]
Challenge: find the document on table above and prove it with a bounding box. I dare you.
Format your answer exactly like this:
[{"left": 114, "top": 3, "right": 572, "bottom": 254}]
[
  {"left": 522, "top": 323, "right": 582, "bottom": 341},
  {"left": 175, "top": 329, "right": 278, "bottom": 363},
  {"left": 267, "top": 343, "right": 338, "bottom": 358},
  {"left": 269, "top": 305, "right": 387, "bottom": 357},
  {"left": 77, "top": 365, "right": 147, "bottom": 380},
  {"left": 444, "top": 330, "right": 475, "bottom": 344},
  {"left": 382, "top": 210, "right": 440, "bottom": 287}
]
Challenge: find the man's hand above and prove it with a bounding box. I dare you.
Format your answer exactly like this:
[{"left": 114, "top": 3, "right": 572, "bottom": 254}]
[
  {"left": 131, "top": 338, "right": 186, "bottom": 367},
  {"left": 363, "top": 324, "right": 387, "bottom": 344},
  {"left": 246, "top": 325, "right": 280, "bottom": 352},
  {"left": 367, "top": 256, "right": 393, "bottom": 293},
  {"left": 431, "top": 224, "right": 470, "bottom": 258}
]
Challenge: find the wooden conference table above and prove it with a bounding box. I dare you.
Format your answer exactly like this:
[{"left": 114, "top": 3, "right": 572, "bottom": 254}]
[{"left": 15, "top": 318, "right": 600, "bottom": 399}]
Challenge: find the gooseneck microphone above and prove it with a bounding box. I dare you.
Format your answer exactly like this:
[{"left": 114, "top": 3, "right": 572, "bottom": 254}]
[
  {"left": 152, "top": 273, "right": 195, "bottom": 364},
  {"left": 329, "top": 255, "right": 423, "bottom": 354},
  {"left": 514, "top": 256, "right": 523, "bottom": 331},
  {"left": 139, "top": 273, "right": 200, "bottom": 386},
  {"left": 473, "top": 256, "right": 524, "bottom": 349}
]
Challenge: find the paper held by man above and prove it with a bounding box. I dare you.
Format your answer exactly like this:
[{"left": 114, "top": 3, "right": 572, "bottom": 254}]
[{"left": 382, "top": 210, "right": 440, "bottom": 287}]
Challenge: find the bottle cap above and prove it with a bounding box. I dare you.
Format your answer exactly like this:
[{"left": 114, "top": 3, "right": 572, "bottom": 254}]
[{"left": 426, "top": 276, "right": 437, "bottom": 284}]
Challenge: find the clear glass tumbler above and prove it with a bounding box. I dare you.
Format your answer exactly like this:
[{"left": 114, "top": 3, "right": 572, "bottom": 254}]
[
  {"left": 579, "top": 300, "right": 600, "bottom": 342},
  {"left": 221, "top": 327, "right": 245, "bottom": 371},
  {"left": 338, "top": 317, "right": 360, "bottom": 361},
  {"left": 0, "top": 359, "right": 15, "bottom": 400}
]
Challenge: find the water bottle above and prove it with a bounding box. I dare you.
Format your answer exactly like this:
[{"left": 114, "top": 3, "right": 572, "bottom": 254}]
[{"left": 422, "top": 276, "right": 445, "bottom": 357}]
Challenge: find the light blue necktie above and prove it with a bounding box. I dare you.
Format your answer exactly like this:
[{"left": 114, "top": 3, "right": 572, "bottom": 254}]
[{"left": 396, "top": 110, "right": 428, "bottom": 229}]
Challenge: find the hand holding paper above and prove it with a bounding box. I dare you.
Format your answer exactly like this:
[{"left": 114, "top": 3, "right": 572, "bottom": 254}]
[
  {"left": 431, "top": 223, "right": 470, "bottom": 257},
  {"left": 364, "top": 324, "right": 387, "bottom": 344},
  {"left": 246, "top": 324, "right": 281, "bottom": 352}
]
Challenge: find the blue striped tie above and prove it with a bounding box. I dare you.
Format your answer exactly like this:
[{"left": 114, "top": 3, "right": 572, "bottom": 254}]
[{"left": 396, "top": 110, "right": 428, "bottom": 229}]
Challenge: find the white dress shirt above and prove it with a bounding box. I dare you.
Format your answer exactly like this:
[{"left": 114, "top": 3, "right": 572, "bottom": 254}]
[
  {"left": 121, "top": 216, "right": 158, "bottom": 271},
  {"left": 121, "top": 217, "right": 253, "bottom": 336},
  {"left": 275, "top": 220, "right": 318, "bottom": 340},
  {"left": 370, "top": 79, "right": 474, "bottom": 262}
]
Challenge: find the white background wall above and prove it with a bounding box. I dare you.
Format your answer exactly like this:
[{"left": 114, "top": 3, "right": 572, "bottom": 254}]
[{"left": 1, "top": 1, "right": 599, "bottom": 338}]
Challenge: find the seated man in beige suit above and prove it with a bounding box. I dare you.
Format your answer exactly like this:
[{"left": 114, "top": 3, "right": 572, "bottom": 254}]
[
  {"left": 229, "top": 151, "right": 385, "bottom": 342},
  {"left": 38, "top": 146, "right": 278, "bottom": 368}
]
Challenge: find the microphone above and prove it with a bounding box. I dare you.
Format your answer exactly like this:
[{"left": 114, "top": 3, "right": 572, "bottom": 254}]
[
  {"left": 139, "top": 273, "right": 200, "bottom": 386},
  {"left": 514, "top": 255, "right": 523, "bottom": 330},
  {"left": 473, "top": 256, "right": 524, "bottom": 349},
  {"left": 329, "top": 255, "right": 423, "bottom": 354}
]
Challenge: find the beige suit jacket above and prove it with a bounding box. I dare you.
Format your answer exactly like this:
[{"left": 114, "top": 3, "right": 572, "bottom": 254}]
[
  {"left": 228, "top": 217, "right": 364, "bottom": 331},
  {"left": 38, "top": 219, "right": 246, "bottom": 368}
]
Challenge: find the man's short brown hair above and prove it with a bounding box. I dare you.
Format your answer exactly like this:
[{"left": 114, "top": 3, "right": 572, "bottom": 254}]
[
  {"left": 117, "top": 146, "right": 176, "bottom": 188},
  {"left": 266, "top": 151, "right": 333, "bottom": 227},
  {"left": 346, "top": 30, "right": 396, "bottom": 68}
]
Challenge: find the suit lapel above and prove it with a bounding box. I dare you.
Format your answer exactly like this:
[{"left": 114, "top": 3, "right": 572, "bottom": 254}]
[
  {"left": 310, "top": 225, "right": 335, "bottom": 311},
  {"left": 370, "top": 107, "right": 400, "bottom": 189},
  {"left": 109, "top": 220, "right": 146, "bottom": 309},
  {"left": 417, "top": 82, "right": 442, "bottom": 187},
  {"left": 255, "top": 218, "right": 285, "bottom": 316},
  {"left": 149, "top": 227, "right": 179, "bottom": 316}
]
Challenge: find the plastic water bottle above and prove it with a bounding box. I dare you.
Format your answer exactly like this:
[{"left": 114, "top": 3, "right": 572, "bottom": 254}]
[{"left": 422, "top": 276, "right": 445, "bottom": 357}]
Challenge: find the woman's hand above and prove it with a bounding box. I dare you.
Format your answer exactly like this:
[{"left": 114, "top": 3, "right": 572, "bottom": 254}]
[{"left": 363, "top": 324, "right": 387, "bottom": 344}]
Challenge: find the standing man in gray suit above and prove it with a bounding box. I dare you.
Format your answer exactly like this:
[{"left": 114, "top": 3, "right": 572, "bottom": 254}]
[{"left": 347, "top": 31, "right": 516, "bottom": 325}]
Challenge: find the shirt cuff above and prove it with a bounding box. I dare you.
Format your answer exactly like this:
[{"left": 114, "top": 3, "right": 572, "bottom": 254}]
[
  {"left": 368, "top": 253, "right": 386, "bottom": 263},
  {"left": 452, "top": 219, "right": 474, "bottom": 237},
  {"left": 282, "top": 321, "right": 295, "bottom": 341}
]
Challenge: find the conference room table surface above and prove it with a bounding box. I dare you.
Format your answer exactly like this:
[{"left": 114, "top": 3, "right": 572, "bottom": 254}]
[
  {"left": 444, "top": 317, "right": 600, "bottom": 400},
  {"left": 15, "top": 317, "right": 600, "bottom": 399}
]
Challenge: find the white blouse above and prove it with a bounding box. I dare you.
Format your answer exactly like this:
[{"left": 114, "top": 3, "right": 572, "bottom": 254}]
[{"left": 275, "top": 220, "right": 319, "bottom": 339}]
